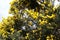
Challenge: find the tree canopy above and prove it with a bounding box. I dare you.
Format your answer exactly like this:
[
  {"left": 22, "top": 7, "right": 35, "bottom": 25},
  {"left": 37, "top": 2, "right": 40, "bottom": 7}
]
[{"left": 0, "top": 0, "right": 60, "bottom": 40}]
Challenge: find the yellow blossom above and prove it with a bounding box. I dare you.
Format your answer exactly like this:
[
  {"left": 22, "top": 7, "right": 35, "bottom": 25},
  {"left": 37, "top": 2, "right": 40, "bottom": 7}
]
[
  {"left": 2, "top": 32, "right": 8, "bottom": 38},
  {"left": 2, "top": 18, "right": 9, "bottom": 25},
  {"left": 50, "top": 35, "right": 54, "bottom": 38},
  {"left": 10, "top": 0, "right": 17, "bottom": 5},
  {"left": 15, "top": 8, "right": 19, "bottom": 13},
  {"left": 31, "top": 12, "right": 38, "bottom": 19},
  {"left": 48, "top": 3, "right": 52, "bottom": 7},
  {"left": 10, "top": 28, "right": 14, "bottom": 34},
  {"left": 39, "top": 20, "right": 45, "bottom": 25},
  {"left": 39, "top": 14, "right": 44, "bottom": 17},
  {"left": 41, "top": 4, "right": 45, "bottom": 7},
  {"left": 26, "top": 33, "right": 29, "bottom": 36},
  {"left": 17, "top": 30, "right": 22, "bottom": 33},
  {"left": 39, "top": 20, "right": 47, "bottom": 25},
  {"left": 44, "top": 1, "right": 46, "bottom": 4},
  {"left": 42, "top": 6, "right": 44, "bottom": 9},
  {"left": 32, "top": 30, "right": 37, "bottom": 33},
  {"left": 25, "top": 35, "right": 29, "bottom": 39},
  {"left": 10, "top": 1, "right": 14, "bottom": 5},
  {"left": 51, "top": 14, "right": 56, "bottom": 18},
  {"left": 40, "top": 31, "right": 42, "bottom": 34},
  {"left": 53, "top": 7, "right": 56, "bottom": 11},
  {"left": 43, "top": 16, "right": 47, "bottom": 18},
  {"left": 46, "top": 36, "right": 50, "bottom": 40},
  {"left": 50, "top": 35, "right": 54, "bottom": 40},
  {"left": 38, "top": 38, "right": 41, "bottom": 40},
  {"left": 47, "top": 14, "right": 56, "bottom": 19},
  {"left": 0, "top": 29, "right": 5, "bottom": 34},
  {"left": 0, "top": 22, "right": 3, "bottom": 29},
  {"left": 28, "top": 21, "right": 32, "bottom": 26},
  {"left": 26, "top": 9, "right": 39, "bottom": 19},
  {"left": 45, "top": 10, "right": 49, "bottom": 14},
  {"left": 37, "top": 27, "right": 42, "bottom": 30},
  {"left": 10, "top": 28, "right": 14, "bottom": 31}
]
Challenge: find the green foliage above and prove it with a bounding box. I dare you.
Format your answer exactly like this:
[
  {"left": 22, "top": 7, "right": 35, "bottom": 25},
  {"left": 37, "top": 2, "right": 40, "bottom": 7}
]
[{"left": 0, "top": 0, "right": 60, "bottom": 40}]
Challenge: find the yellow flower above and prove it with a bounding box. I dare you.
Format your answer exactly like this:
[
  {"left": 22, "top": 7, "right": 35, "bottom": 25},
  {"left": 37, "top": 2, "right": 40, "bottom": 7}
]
[
  {"left": 25, "top": 36, "right": 28, "bottom": 39},
  {"left": 10, "top": 1, "right": 14, "bottom": 5},
  {"left": 47, "top": 14, "right": 56, "bottom": 19},
  {"left": 25, "top": 33, "right": 29, "bottom": 39},
  {"left": 39, "top": 19, "right": 41, "bottom": 22},
  {"left": 39, "top": 14, "right": 44, "bottom": 17},
  {"left": 26, "top": 33, "right": 29, "bottom": 36},
  {"left": 2, "top": 33, "right": 7, "bottom": 38},
  {"left": 28, "top": 21, "right": 33, "bottom": 26},
  {"left": 10, "top": 28, "right": 14, "bottom": 34},
  {"left": 44, "top": 1, "right": 46, "bottom": 4},
  {"left": 39, "top": 20, "right": 47, "bottom": 25},
  {"left": 32, "top": 30, "right": 37, "bottom": 33},
  {"left": 15, "top": 8, "right": 19, "bottom": 13},
  {"left": 51, "top": 14, "right": 56, "bottom": 18},
  {"left": 45, "top": 10, "right": 49, "bottom": 14},
  {"left": 53, "top": 7, "right": 56, "bottom": 11},
  {"left": 26, "top": 9, "right": 39, "bottom": 19},
  {"left": 50, "top": 35, "right": 54, "bottom": 40},
  {"left": 13, "top": 0, "right": 17, "bottom": 1},
  {"left": 10, "top": 28, "right": 14, "bottom": 31},
  {"left": 41, "top": 4, "right": 45, "bottom": 7},
  {"left": 37, "top": 27, "right": 42, "bottom": 30},
  {"left": 42, "top": 6, "right": 44, "bottom": 9},
  {"left": 31, "top": 12, "right": 38, "bottom": 19},
  {"left": 48, "top": 3, "right": 52, "bottom": 7},
  {"left": 40, "top": 21, "right": 45, "bottom": 25},
  {"left": 40, "top": 31, "right": 42, "bottom": 34},
  {"left": 0, "top": 29, "right": 5, "bottom": 34},
  {"left": 17, "top": 30, "right": 22, "bottom": 33},
  {"left": 50, "top": 35, "right": 54, "bottom": 38},
  {"left": 38, "top": 38, "right": 41, "bottom": 40},
  {"left": 25, "top": 35, "right": 29, "bottom": 39},
  {"left": 10, "top": 0, "right": 17, "bottom": 5},
  {"left": 2, "top": 18, "right": 9, "bottom": 25},
  {"left": 10, "top": 1, "right": 15, "bottom": 5},
  {"left": 26, "top": 9, "right": 34, "bottom": 14},
  {"left": 46, "top": 36, "right": 50, "bottom": 40},
  {"left": 43, "top": 16, "right": 47, "bottom": 18},
  {"left": 0, "top": 22, "right": 3, "bottom": 29}
]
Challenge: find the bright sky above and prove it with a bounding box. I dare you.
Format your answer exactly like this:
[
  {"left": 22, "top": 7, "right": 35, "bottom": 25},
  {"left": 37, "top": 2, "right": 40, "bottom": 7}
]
[{"left": 0, "top": 0, "right": 12, "bottom": 21}]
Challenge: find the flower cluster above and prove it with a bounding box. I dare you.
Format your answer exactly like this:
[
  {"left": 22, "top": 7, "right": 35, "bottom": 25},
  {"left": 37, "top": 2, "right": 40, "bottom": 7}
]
[{"left": 0, "top": 0, "right": 60, "bottom": 40}]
